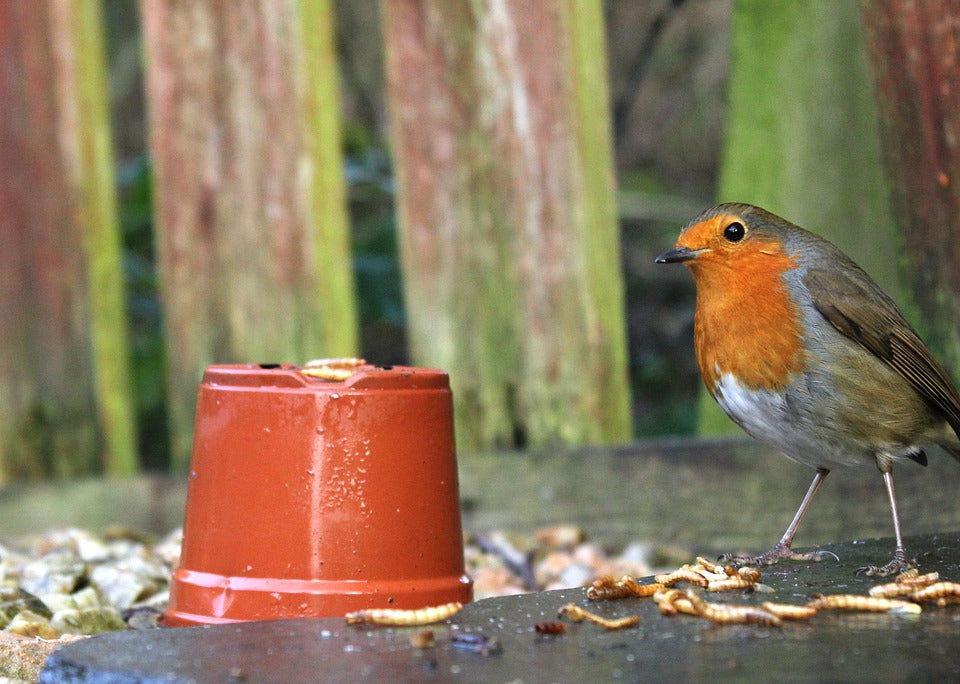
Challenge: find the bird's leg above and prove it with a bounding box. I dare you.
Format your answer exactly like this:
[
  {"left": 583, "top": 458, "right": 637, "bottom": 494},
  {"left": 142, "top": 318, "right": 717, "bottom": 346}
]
[
  {"left": 856, "top": 466, "right": 915, "bottom": 577},
  {"left": 720, "top": 468, "right": 839, "bottom": 566}
]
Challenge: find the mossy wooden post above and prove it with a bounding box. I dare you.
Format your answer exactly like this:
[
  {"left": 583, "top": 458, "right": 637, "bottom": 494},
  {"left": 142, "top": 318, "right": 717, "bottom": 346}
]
[
  {"left": 0, "top": 0, "right": 137, "bottom": 480},
  {"left": 861, "top": 2, "right": 960, "bottom": 381},
  {"left": 141, "top": 0, "right": 358, "bottom": 471},
  {"left": 702, "top": 0, "right": 904, "bottom": 434},
  {"left": 382, "top": 0, "right": 632, "bottom": 451}
]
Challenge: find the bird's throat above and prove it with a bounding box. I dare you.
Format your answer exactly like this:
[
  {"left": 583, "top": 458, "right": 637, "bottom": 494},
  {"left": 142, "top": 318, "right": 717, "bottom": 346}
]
[{"left": 691, "top": 252, "right": 806, "bottom": 394}]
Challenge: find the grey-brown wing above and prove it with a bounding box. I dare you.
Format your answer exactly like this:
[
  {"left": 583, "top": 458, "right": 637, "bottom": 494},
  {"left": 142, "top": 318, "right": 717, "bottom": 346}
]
[{"left": 804, "top": 267, "right": 960, "bottom": 439}]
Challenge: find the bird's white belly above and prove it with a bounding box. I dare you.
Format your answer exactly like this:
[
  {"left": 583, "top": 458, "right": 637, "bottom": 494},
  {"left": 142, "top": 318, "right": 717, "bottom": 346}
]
[{"left": 712, "top": 372, "right": 870, "bottom": 469}]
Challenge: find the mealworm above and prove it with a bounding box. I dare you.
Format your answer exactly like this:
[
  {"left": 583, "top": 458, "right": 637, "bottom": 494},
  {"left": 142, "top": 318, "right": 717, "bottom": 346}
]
[
  {"left": 868, "top": 572, "right": 939, "bottom": 599},
  {"left": 345, "top": 602, "right": 463, "bottom": 626},
  {"left": 908, "top": 581, "right": 960, "bottom": 604},
  {"left": 301, "top": 367, "right": 356, "bottom": 380},
  {"left": 867, "top": 582, "right": 918, "bottom": 599},
  {"left": 695, "top": 556, "right": 730, "bottom": 575},
  {"left": 628, "top": 579, "right": 666, "bottom": 598},
  {"left": 896, "top": 568, "right": 920, "bottom": 582},
  {"left": 896, "top": 571, "right": 939, "bottom": 587},
  {"left": 534, "top": 621, "right": 568, "bottom": 635},
  {"left": 653, "top": 588, "right": 697, "bottom": 616},
  {"left": 654, "top": 568, "right": 709, "bottom": 587},
  {"left": 587, "top": 575, "right": 637, "bottom": 600},
  {"left": 737, "top": 566, "right": 762, "bottom": 583},
  {"left": 693, "top": 568, "right": 729, "bottom": 582},
  {"left": 684, "top": 591, "right": 782, "bottom": 627},
  {"left": 707, "top": 575, "right": 757, "bottom": 592},
  {"left": 760, "top": 602, "right": 819, "bottom": 620},
  {"left": 587, "top": 575, "right": 662, "bottom": 600},
  {"left": 558, "top": 603, "right": 641, "bottom": 629},
  {"left": 807, "top": 594, "right": 920, "bottom": 614},
  {"left": 301, "top": 357, "right": 367, "bottom": 381},
  {"left": 304, "top": 357, "right": 366, "bottom": 368}
]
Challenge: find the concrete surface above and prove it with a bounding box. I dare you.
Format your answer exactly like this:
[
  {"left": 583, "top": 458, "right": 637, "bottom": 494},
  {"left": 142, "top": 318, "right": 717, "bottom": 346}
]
[{"left": 40, "top": 532, "right": 960, "bottom": 683}]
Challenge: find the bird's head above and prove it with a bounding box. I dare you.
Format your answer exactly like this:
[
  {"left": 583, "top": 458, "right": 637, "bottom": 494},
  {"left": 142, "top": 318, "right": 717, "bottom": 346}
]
[{"left": 655, "top": 203, "right": 793, "bottom": 274}]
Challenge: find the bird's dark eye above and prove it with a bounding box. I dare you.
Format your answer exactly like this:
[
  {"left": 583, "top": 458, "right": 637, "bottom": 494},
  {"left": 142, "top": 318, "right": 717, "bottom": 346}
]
[{"left": 723, "top": 221, "right": 745, "bottom": 242}]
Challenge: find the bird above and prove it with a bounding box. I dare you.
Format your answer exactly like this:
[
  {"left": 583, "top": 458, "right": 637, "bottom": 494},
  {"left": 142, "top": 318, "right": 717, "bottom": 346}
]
[{"left": 655, "top": 202, "right": 960, "bottom": 576}]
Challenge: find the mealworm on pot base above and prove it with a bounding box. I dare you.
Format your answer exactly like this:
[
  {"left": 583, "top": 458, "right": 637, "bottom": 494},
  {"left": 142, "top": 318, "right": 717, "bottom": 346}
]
[
  {"left": 301, "top": 367, "right": 356, "bottom": 380},
  {"left": 304, "top": 357, "right": 366, "bottom": 368},
  {"left": 301, "top": 357, "right": 367, "bottom": 380},
  {"left": 345, "top": 602, "right": 463, "bottom": 626}
]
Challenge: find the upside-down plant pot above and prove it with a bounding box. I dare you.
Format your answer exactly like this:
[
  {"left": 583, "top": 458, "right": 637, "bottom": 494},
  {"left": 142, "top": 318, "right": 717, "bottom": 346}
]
[{"left": 164, "top": 363, "right": 473, "bottom": 626}]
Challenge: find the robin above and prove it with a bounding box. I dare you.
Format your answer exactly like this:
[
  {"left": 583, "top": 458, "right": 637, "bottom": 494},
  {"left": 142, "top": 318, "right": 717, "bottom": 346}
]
[{"left": 656, "top": 203, "right": 960, "bottom": 576}]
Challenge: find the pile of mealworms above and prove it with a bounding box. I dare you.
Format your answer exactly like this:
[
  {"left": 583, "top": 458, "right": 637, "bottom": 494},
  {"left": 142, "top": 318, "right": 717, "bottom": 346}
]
[
  {"left": 580, "top": 561, "right": 960, "bottom": 628},
  {"left": 343, "top": 563, "right": 960, "bottom": 631}
]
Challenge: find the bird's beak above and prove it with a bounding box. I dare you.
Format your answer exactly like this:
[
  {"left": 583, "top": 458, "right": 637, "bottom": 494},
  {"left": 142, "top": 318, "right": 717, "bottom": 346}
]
[{"left": 655, "top": 246, "right": 707, "bottom": 264}]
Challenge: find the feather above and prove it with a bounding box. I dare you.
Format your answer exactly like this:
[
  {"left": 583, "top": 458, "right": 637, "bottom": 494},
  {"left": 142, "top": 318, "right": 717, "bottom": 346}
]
[{"left": 804, "top": 266, "right": 960, "bottom": 445}]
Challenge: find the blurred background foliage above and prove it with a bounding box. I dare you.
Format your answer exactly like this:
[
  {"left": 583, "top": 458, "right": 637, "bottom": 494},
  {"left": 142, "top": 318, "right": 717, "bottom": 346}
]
[
  {"left": 105, "top": 0, "right": 723, "bottom": 469},
  {"left": 6, "top": 0, "right": 958, "bottom": 475}
]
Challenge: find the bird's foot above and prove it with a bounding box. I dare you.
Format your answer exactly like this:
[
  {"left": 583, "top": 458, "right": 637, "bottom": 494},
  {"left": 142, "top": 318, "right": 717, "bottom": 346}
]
[
  {"left": 855, "top": 548, "right": 915, "bottom": 577},
  {"left": 720, "top": 542, "right": 839, "bottom": 568}
]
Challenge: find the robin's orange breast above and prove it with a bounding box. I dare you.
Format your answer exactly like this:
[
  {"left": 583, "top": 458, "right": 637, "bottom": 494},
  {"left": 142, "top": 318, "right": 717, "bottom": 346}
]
[{"left": 688, "top": 236, "right": 806, "bottom": 395}]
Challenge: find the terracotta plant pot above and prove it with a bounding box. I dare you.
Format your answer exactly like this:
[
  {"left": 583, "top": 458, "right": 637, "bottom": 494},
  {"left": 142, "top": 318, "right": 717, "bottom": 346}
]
[{"left": 164, "top": 363, "right": 473, "bottom": 626}]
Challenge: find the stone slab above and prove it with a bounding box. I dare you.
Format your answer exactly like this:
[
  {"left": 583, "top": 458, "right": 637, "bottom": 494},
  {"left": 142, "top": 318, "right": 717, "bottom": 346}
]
[{"left": 41, "top": 532, "right": 960, "bottom": 683}]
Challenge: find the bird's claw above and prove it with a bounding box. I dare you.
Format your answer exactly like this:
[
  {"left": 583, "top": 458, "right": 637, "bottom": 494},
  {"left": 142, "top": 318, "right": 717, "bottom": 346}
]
[
  {"left": 855, "top": 549, "right": 915, "bottom": 577},
  {"left": 720, "top": 544, "right": 839, "bottom": 568}
]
